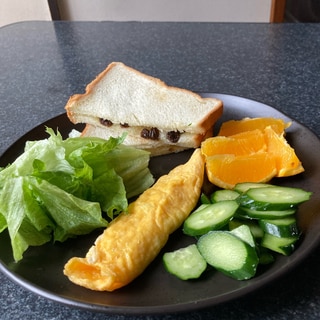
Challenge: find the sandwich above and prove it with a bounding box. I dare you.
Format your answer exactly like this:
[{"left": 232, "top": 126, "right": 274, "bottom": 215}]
[{"left": 65, "top": 62, "right": 223, "bottom": 156}]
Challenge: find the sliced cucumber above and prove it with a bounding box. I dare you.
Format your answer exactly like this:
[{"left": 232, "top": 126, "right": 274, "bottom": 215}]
[
  {"left": 261, "top": 233, "right": 298, "bottom": 255},
  {"left": 163, "top": 182, "right": 311, "bottom": 281},
  {"left": 259, "top": 217, "right": 299, "bottom": 238},
  {"left": 230, "top": 224, "right": 255, "bottom": 247},
  {"left": 197, "top": 231, "right": 259, "bottom": 280},
  {"left": 233, "top": 182, "right": 275, "bottom": 194},
  {"left": 183, "top": 200, "right": 239, "bottom": 236},
  {"left": 229, "top": 218, "right": 264, "bottom": 239},
  {"left": 163, "top": 244, "right": 207, "bottom": 280},
  {"left": 238, "top": 186, "right": 312, "bottom": 211},
  {"left": 237, "top": 207, "right": 296, "bottom": 219},
  {"left": 211, "top": 190, "right": 240, "bottom": 202},
  {"left": 193, "top": 204, "right": 211, "bottom": 213}
]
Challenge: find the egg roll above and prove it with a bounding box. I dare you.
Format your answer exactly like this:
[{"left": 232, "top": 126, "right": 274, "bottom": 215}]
[{"left": 63, "top": 149, "right": 204, "bottom": 291}]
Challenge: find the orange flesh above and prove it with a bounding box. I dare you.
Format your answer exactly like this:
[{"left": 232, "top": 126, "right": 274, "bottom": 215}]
[
  {"left": 218, "top": 117, "right": 291, "bottom": 136},
  {"left": 264, "top": 126, "right": 304, "bottom": 177},
  {"left": 202, "top": 117, "right": 304, "bottom": 189},
  {"left": 202, "top": 129, "right": 266, "bottom": 157},
  {"left": 205, "top": 153, "right": 277, "bottom": 189}
]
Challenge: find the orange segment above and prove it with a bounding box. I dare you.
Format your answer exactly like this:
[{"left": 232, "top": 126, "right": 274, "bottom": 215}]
[
  {"left": 202, "top": 117, "right": 304, "bottom": 189},
  {"left": 202, "top": 129, "right": 266, "bottom": 157},
  {"left": 205, "top": 153, "right": 277, "bottom": 189},
  {"left": 264, "top": 126, "right": 304, "bottom": 177},
  {"left": 218, "top": 117, "right": 291, "bottom": 136}
]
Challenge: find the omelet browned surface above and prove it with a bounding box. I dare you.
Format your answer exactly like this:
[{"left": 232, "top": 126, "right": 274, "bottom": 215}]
[{"left": 63, "top": 149, "right": 205, "bottom": 291}]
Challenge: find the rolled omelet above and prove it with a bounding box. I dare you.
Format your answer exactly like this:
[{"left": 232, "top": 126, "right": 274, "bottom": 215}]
[{"left": 63, "top": 149, "right": 204, "bottom": 291}]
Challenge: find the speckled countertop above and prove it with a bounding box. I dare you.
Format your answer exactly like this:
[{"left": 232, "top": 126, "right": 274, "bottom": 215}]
[{"left": 0, "top": 21, "right": 320, "bottom": 320}]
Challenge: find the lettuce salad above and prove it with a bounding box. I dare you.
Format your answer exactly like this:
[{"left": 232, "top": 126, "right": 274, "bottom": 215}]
[{"left": 0, "top": 128, "right": 154, "bottom": 261}]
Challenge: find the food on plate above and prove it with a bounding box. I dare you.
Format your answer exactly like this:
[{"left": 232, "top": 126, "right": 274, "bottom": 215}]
[
  {"left": 263, "top": 126, "right": 304, "bottom": 177},
  {"left": 183, "top": 200, "right": 239, "bottom": 236},
  {"left": 202, "top": 129, "right": 267, "bottom": 156},
  {"left": 65, "top": 62, "right": 223, "bottom": 156},
  {"left": 64, "top": 148, "right": 205, "bottom": 291},
  {"left": 218, "top": 117, "right": 291, "bottom": 136},
  {"left": 197, "top": 226, "right": 259, "bottom": 280},
  {"left": 205, "top": 153, "right": 277, "bottom": 189},
  {"left": 201, "top": 117, "right": 304, "bottom": 189},
  {"left": 163, "top": 244, "right": 207, "bottom": 280},
  {"left": 0, "top": 129, "right": 154, "bottom": 262},
  {"left": 163, "top": 183, "right": 312, "bottom": 281},
  {"left": 80, "top": 124, "right": 211, "bottom": 157}
]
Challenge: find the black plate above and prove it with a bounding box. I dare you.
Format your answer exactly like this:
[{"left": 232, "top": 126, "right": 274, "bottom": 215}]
[{"left": 1, "top": 94, "right": 320, "bottom": 315}]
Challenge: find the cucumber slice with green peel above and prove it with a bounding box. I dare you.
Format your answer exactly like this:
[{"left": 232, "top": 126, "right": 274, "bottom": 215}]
[
  {"left": 238, "top": 186, "right": 312, "bottom": 211},
  {"left": 230, "top": 224, "right": 255, "bottom": 247},
  {"left": 259, "top": 217, "right": 299, "bottom": 238},
  {"left": 211, "top": 189, "right": 240, "bottom": 202},
  {"left": 261, "top": 233, "right": 299, "bottom": 255},
  {"left": 237, "top": 207, "right": 296, "bottom": 219},
  {"left": 229, "top": 218, "right": 264, "bottom": 239},
  {"left": 193, "top": 203, "right": 211, "bottom": 213},
  {"left": 197, "top": 231, "right": 259, "bottom": 280},
  {"left": 233, "top": 182, "right": 275, "bottom": 194},
  {"left": 163, "top": 244, "right": 207, "bottom": 280},
  {"left": 183, "top": 200, "right": 239, "bottom": 236}
]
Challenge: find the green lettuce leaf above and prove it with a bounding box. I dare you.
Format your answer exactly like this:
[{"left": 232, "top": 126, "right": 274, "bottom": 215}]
[
  {"left": 0, "top": 128, "right": 154, "bottom": 261},
  {"left": 29, "top": 178, "right": 108, "bottom": 242},
  {"left": 0, "top": 177, "right": 53, "bottom": 261}
]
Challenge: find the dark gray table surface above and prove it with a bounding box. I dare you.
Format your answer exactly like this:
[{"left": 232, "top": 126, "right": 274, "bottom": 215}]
[{"left": 0, "top": 21, "right": 320, "bottom": 320}]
